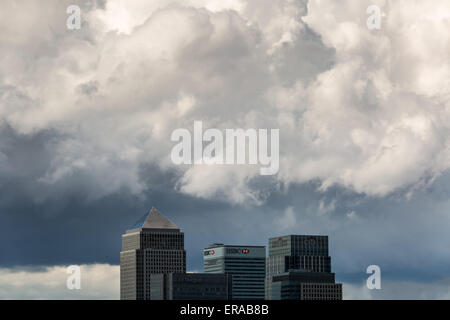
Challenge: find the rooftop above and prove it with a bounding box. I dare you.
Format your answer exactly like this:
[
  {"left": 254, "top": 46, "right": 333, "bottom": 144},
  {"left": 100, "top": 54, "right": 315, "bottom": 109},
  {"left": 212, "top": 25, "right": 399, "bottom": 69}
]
[
  {"left": 204, "top": 244, "right": 265, "bottom": 249},
  {"left": 129, "top": 207, "right": 179, "bottom": 231}
]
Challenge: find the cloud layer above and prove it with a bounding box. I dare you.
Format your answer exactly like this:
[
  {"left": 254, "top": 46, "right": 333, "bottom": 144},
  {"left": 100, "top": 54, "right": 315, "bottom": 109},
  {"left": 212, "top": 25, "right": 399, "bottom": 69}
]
[
  {"left": 0, "top": 264, "right": 119, "bottom": 300},
  {"left": 1, "top": 263, "right": 449, "bottom": 300},
  {"left": 2, "top": 0, "right": 450, "bottom": 204}
]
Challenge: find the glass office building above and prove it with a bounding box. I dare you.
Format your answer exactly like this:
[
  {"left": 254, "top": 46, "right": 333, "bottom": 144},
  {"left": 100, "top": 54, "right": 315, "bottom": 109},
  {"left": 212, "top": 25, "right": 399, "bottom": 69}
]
[
  {"left": 120, "top": 207, "right": 186, "bottom": 300},
  {"left": 204, "top": 244, "right": 266, "bottom": 300},
  {"left": 265, "top": 235, "right": 342, "bottom": 300}
]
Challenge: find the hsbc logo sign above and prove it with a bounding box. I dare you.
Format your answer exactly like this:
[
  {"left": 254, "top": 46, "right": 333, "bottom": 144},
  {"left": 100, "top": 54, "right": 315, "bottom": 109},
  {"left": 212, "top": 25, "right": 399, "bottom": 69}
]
[
  {"left": 226, "top": 248, "right": 250, "bottom": 255},
  {"left": 204, "top": 247, "right": 252, "bottom": 256},
  {"left": 204, "top": 250, "right": 215, "bottom": 256}
]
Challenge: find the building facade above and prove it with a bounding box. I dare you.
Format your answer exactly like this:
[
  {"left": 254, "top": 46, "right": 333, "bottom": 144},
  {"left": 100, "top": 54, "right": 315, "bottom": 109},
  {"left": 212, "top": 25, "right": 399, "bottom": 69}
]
[
  {"left": 204, "top": 244, "right": 266, "bottom": 300},
  {"left": 265, "top": 235, "right": 342, "bottom": 300},
  {"left": 149, "top": 273, "right": 232, "bottom": 300},
  {"left": 120, "top": 207, "right": 186, "bottom": 300},
  {"left": 269, "top": 271, "right": 342, "bottom": 300}
]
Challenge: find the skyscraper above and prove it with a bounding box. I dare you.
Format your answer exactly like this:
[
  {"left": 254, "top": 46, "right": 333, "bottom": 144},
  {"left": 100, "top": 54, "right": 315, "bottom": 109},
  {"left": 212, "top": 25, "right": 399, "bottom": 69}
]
[
  {"left": 120, "top": 207, "right": 186, "bottom": 300},
  {"left": 265, "top": 235, "right": 342, "bottom": 300},
  {"left": 203, "top": 244, "right": 266, "bottom": 300}
]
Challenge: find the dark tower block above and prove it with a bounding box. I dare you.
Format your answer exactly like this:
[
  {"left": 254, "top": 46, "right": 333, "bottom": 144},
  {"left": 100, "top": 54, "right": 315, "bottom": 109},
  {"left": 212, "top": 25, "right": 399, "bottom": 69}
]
[
  {"left": 265, "top": 235, "right": 342, "bottom": 300},
  {"left": 120, "top": 207, "right": 186, "bottom": 300}
]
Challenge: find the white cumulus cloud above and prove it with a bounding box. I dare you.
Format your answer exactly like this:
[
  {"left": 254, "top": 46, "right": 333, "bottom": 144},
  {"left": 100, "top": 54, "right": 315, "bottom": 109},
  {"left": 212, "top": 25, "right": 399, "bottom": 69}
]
[
  {"left": 0, "top": 264, "right": 119, "bottom": 300},
  {"left": 1, "top": 0, "right": 450, "bottom": 204}
]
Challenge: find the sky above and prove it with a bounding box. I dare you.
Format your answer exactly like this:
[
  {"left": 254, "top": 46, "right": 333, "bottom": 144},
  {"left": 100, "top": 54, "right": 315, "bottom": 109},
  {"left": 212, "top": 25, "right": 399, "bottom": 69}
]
[{"left": 1, "top": 0, "right": 450, "bottom": 299}]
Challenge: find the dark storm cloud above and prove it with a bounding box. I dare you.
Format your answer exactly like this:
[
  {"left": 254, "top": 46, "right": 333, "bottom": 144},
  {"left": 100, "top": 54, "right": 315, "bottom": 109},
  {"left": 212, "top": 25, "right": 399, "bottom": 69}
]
[
  {"left": 2, "top": 124, "right": 450, "bottom": 290},
  {"left": 0, "top": 130, "right": 233, "bottom": 267}
]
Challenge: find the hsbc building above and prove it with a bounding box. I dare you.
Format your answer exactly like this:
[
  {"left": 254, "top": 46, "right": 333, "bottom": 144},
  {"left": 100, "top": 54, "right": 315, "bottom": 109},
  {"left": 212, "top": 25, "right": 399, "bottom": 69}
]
[{"left": 204, "top": 244, "right": 266, "bottom": 300}]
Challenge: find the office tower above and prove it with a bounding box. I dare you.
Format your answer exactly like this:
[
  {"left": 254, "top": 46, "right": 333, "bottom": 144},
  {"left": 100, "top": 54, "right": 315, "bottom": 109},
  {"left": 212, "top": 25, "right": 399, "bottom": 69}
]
[
  {"left": 120, "top": 207, "right": 186, "bottom": 300},
  {"left": 150, "top": 273, "right": 232, "bottom": 300},
  {"left": 265, "top": 235, "right": 342, "bottom": 300},
  {"left": 203, "top": 244, "right": 266, "bottom": 300}
]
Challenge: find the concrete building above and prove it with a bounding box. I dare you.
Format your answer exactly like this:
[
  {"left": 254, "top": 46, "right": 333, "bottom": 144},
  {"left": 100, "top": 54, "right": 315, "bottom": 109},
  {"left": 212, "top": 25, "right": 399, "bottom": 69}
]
[
  {"left": 265, "top": 235, "right": 342, "bottom": 300},
  {"left": 149, "top": 273, "right": 232, "bottom": 300},
  {"left": 204, "top": 244, "right": 266, "bottom": 300},
  {"left": 120, "top": 208, "right": 186, "bottom": 300}
]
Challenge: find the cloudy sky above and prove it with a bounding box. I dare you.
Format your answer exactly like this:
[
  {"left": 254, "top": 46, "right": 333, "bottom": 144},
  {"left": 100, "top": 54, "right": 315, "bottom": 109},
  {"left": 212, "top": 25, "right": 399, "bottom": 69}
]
[{"left": 1, "top": 0, "right": 450, "bottom": 299}]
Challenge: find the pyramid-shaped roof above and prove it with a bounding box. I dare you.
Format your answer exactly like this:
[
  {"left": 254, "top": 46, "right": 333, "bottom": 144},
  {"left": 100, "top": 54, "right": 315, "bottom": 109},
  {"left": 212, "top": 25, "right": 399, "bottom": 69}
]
[{"left": 129, "top": 207, "right": 179, "bottom": 230}]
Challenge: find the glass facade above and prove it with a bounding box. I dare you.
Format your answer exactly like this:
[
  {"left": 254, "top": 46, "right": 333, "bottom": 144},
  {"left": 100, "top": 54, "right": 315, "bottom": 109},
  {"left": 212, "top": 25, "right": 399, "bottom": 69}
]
[
  {"left": 204, "top": 245, "right": 266, "bottom": 300},
  {"left": 266, "top": 235, "right": 342, "bottom": 300},
  {"left": 120, "top": 209, "right": 186, "bottom": 300}
]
